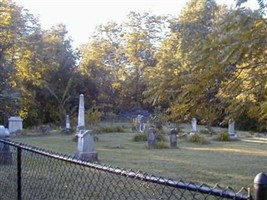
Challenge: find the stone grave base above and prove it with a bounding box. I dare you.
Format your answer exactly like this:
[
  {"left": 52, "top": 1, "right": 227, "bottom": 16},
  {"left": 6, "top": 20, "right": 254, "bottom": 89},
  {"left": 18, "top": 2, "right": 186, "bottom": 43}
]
[
  {"left": 74, "top": 151, "right": 98, "bottom": 162},
  {"left": 229, "top": 134, "right": 238, "bottom": 139},
  {"left": 0, "top": 151, "right": 12, "bottom": 165}
]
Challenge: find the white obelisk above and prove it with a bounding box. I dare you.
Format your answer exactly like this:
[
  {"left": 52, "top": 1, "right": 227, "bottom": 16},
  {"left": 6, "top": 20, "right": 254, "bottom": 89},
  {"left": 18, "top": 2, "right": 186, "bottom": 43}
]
[{"left": 77, "top": 94, "right": 85, "bottom": 130}]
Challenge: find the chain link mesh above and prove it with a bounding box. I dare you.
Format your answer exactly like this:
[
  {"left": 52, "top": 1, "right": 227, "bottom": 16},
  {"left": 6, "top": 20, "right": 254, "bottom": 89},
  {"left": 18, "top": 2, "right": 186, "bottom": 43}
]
[{"left": 0, "top": 140, "right": 251, "bottom": 200}]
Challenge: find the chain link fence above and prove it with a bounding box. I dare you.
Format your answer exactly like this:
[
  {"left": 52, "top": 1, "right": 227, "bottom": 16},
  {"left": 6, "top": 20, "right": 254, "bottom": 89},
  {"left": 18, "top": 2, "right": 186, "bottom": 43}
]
[{"left": 0, "top": 139, "right": 251, "bottom": 200}]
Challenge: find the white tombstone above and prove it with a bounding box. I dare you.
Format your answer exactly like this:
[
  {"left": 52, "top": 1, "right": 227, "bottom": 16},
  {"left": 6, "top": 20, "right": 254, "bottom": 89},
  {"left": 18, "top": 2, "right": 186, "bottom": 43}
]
[
  {"left": 228, "top": 119, "right": 237, "bottom": 138},
  {"left": 74, "top": 130, "right": 97, "bottom": 161},
  {"left": 66, "top": 115, "right": 71, "bottom": 129},
  {"left": 0, "top": 125, "right": 12, "bottom": 164},
  {"left": 191, "top": 118, "right": 197, "bottom": 132},
  {"left": 8, "top": 116, "right": 23, "bottom": 133},
  {"left": 77, "top": 94, "right": 85, "bottom": 130},
  {"left": 0, "top": 125, "right": 9, "bottom": 137}
]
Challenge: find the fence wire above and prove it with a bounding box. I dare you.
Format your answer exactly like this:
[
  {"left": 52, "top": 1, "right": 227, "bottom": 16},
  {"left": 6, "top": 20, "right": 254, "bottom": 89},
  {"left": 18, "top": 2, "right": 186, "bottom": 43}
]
[{"left": 0, "top": 139, "right": 250, "bottom": 200}]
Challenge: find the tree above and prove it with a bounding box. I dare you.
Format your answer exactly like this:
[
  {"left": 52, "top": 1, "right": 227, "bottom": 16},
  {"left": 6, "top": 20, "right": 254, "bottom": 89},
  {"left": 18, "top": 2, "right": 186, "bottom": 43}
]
[
  {"left": 0, "top": 0, "right": 39, "bottom": 124},
  {"left": 145, "top": 0, "right": 222, "bottom": 126}
]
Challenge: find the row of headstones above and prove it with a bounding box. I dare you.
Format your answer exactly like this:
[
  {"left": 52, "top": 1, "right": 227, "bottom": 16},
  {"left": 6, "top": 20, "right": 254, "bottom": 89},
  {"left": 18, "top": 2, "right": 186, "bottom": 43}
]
[
  {"left": 134, "top": 115, "right": 237, "bottom": 138},
  {"left": 191, "top": 118, "right": 237, "bottom": 138}
]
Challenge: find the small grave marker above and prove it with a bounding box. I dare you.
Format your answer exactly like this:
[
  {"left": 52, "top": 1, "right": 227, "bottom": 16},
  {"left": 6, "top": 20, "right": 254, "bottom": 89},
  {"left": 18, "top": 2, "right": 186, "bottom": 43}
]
[
  {"left": 169, "top": 128, "right": 178, "bottom": 148},
  {"left": 147, "top": 127, "right": 156, "bottom": 148}
]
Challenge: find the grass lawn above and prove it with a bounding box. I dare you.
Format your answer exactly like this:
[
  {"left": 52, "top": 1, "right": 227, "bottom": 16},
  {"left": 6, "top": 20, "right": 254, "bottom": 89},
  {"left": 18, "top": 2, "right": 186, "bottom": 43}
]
[{"left": 13, "top": 122, "right": 267, "bottom": 192}]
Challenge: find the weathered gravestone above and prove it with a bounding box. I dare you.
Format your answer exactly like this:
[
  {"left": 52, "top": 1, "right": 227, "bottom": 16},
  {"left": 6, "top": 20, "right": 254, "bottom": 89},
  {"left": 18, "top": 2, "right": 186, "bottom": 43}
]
[
  {"left": 191, "top": 118, "right": 198, "bottom": 133},
  {"left": 8, "top": 116, "right": 23, "bottom": 133},
  {"left": 169, "top": 128, "right": 178, "bottom": 148},
  {"left": 74, "top": 130, "right": 97, "bottom": 162},
  {"left": 228, "top": 119, "right": 237, "bottom": 138},
  {"left": 0, "top": 125, "right": 12, "bottom": 164},
  {"left": 147, "top": 127, "right": 156, "bottom": 148}
]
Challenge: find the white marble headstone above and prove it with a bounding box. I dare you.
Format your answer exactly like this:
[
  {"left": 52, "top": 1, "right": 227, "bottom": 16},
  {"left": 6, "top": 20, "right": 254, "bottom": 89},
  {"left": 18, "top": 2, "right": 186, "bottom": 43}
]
[
  {"left": 8, "top": 116, "right": 23, "bottom": 133},
  {"left": 191, "top": 118, "right": 197, "bottom": 132},
  {"left": 228, "top": 120, "right": 237, "bottom": 138}
]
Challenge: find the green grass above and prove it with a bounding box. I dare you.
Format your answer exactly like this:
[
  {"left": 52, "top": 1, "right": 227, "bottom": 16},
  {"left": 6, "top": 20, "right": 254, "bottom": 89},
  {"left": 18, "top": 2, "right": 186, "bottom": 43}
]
[{"left": 12, "top": 123, "right": 267, "bottom": 192}]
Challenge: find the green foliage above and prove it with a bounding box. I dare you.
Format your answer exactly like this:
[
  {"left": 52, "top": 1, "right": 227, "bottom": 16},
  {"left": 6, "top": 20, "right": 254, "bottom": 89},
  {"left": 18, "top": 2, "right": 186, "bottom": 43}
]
[
  {"left": 149, "top": 106, "right": 166, "bottom": 130},
  {"left": 199, "top": 128, "right": 217, "bottom": 135},
  {"left": 133, "top": 133, "right": 147, "bottom": 142},
  {"left": 155, "top": 132, "right": 167, "bottom": 142},
  {"left": 187, "top": 133, "right": 210, "bottom": 145},
  {"left": 155, "top": 141, "right": 169, "bottom": 149},
  {"left": 92, "top": 125, "right": 125, "bottom": 134},
  {"left": 216, "top": 132, "right": 230, "bottom": 142},
  {"left": 101, "top": 126, "right": 124, "bottom": 133},
  {"left": 86, "top": 108, "right": 102, "bottom": 126}
]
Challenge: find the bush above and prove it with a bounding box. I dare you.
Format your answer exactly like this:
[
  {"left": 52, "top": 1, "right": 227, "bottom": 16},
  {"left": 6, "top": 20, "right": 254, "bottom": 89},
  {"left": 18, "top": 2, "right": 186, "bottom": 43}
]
[
  {"left": 155, "top": 141, "right": 169, "bottom": 149},
  {"left": 92, "top": 125, "right": 125, "bottom": 134},
  {"left": 133, "top": 133, "right": 147, "bottom": 142},
  {"left": 187, "top": 133, "right": 210, "bottom": 144},
  {"left": 199, "top": 128, "right": 216, "bottom": 135},
  {"left": 101, "top": 126, "right": 124, "bottom": 133},
  {"left": 216, "top": 132, "right": 230, "bottom": 141},
  {"left": 155, "top": 132, "right": 167, "bottom": 142}
]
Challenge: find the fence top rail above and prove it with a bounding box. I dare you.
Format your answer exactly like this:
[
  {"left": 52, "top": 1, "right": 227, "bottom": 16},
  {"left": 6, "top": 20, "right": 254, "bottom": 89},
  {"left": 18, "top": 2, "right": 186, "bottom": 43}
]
[{"left": 0, "top": 139, "right": 249, "bottom": 200}]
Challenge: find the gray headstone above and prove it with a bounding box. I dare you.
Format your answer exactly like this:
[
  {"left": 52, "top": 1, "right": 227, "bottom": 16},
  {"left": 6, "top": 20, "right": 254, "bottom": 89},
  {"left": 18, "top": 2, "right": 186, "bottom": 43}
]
[
  {"left": 77, "top": 94, "right": 85, "bottom": 130},
  {"left": 74, "top": 130, "right": 97, "bottom": 161},
  {"left": 0, "top": 125, "right": 12, "bottom": 165},
  {"left": 191, "top": 118, "right": 197, "bottom": 132},
  {"left": 169, "top": 128, "right": 178, "bottom": 148},
  {"left": 147, "top": 127, "right": 156, "bottom": 148},
  {"left": 8, "top": 116, "right": 23, "bottom": 133}
]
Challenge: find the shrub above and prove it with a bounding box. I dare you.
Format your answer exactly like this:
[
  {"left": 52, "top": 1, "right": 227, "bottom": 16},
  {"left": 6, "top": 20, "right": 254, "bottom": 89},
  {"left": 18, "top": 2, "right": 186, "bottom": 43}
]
[
  {"left": 199, "top": 128, "right": 216, "bottom": 135},
  {"left": 133, "top": 133, "right": 147, "bottom": 142},
  {"left": 86, "top": 108, "right": 102, "bottom": 126},
  {"left": 155, "top": 141, "right": 169, "bottom": 149},
  {"left": 92, "top": 126, "right": 102, "bottom": 134},
  {"left": 199, "top": 130, "right": 209, "bottom": 135},
  {"left": 92, "top": 125, "right": 125, "bottom": 134},
  {"left": 101, "top": 126, "right": 124, "bottom": 133},
  {"left": 155, "top": 132, "right": 167, "bottom": 142},
  {"left": 187, "top": 133, "right": 210, "bottom": 144},
  {"left": 216, "top": 132, "right": 230, "bottom": 141}
]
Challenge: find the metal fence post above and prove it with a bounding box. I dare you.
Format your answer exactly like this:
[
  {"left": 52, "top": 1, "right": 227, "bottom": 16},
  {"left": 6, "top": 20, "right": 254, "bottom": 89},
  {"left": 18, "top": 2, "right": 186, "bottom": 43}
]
[
  {"left": 17, "top": 148, "right": 22, "bottom": 200},
  {"left": 254, "top": 173, "right": 267, "bottom": 200}
]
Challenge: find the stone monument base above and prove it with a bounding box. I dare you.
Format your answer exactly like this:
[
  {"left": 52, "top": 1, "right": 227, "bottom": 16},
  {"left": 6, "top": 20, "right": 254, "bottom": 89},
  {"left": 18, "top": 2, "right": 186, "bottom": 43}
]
[
  {"left": 74, "top": 151, "right": 98, "bottom": 162},
  {"left": 229, "top": 134, "right": 238, "bottom": 139}
]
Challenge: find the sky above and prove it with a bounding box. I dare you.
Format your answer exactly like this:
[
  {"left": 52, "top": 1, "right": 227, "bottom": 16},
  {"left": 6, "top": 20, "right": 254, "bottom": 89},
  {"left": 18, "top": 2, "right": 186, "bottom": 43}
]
[{"left": 13, "top": 0, "right": 259, "bottom": 48}]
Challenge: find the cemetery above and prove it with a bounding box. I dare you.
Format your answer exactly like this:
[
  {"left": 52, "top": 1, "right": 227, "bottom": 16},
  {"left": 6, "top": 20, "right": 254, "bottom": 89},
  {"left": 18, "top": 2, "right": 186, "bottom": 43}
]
[
  {"left": 0, "top": 93, "right": 266, "bottom": 199},
  {"left": 1, "top": 0, "right": 267, "bottom": 199},
  {"left": 7, "top": 113, "right": 267, "bottom": 191}
]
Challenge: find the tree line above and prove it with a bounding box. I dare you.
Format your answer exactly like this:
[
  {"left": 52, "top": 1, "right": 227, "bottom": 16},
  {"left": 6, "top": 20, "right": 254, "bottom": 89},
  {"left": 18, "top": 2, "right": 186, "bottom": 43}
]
[{"left": 1, "top": 0, "right": 266, "bottom": 131}]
